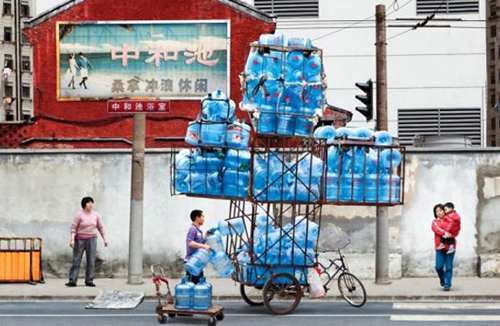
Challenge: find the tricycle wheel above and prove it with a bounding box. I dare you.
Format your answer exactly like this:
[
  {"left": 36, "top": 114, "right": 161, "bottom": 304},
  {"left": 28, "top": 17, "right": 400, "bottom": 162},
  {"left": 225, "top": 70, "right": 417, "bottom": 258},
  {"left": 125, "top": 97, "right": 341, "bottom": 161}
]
[
  {"left": 338, "top": 272, "right": 366, "bottom": 307},
  {"left": 240, "top": 284, "right": 270, "bottom": 306},
  {"left": 157, "top": 314, "right": 167, "bottom": 324},
  {"left": 208, "top": 316, "right": 217, "bottom": 326},
  {"left": 263, "top": 273, "right": 302, "bottom": 315},
  {"left": 167, "top": 313, "right": 176, "bottom": 318},
  {"left": 216, "top": 311, "right": 225, "bottom": 321}
]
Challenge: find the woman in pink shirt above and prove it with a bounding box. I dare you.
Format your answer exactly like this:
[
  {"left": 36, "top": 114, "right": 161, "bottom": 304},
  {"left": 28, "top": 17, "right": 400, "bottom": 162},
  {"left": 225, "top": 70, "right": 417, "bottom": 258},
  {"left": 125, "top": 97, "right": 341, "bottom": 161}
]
[{"left": 66, "top": 196, "right": 109, "bottom": 287}]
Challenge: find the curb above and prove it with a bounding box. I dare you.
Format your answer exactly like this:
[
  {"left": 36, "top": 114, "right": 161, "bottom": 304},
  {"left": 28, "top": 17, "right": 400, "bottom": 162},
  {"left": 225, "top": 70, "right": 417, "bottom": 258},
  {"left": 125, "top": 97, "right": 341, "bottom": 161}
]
[{"left": 2, "top": 295, "right": 500, "bottom": 302}]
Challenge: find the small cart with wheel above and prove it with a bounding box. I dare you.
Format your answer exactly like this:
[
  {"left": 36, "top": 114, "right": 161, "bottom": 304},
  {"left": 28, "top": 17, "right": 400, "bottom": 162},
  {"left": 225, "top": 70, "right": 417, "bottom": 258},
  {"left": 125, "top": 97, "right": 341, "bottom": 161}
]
[{"left": 151, "top": 265, "right": 225, "bottom": 325}]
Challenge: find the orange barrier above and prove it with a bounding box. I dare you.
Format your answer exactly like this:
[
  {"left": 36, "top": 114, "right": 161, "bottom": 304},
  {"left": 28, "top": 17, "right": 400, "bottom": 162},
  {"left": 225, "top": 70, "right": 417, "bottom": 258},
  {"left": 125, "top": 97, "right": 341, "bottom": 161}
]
[{"left": 0, "top": 238, "right": 44, "bottom": 283}]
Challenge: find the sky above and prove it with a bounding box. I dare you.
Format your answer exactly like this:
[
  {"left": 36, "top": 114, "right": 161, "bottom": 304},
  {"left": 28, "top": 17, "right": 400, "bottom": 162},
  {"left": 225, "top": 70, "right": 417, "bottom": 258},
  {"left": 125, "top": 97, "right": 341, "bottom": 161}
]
[{"left": 36, "top": 0, "right": 66, "bottom": 15}]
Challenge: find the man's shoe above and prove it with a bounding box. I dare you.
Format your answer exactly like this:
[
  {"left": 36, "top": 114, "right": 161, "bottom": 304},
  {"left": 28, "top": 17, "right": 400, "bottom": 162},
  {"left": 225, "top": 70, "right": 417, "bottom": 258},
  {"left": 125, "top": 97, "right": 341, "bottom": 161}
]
[
  {"left": 440, "top": 280, "right": 444, "bottom": 287},
  {"left": 85, "top": 282, "right": 96, "bottom": 287},
  {"left": 65, "top": 282, "right": 76, "bottom": 287},
  {"left": 443, "top": 287, "right": 450, "bottom": 292}
]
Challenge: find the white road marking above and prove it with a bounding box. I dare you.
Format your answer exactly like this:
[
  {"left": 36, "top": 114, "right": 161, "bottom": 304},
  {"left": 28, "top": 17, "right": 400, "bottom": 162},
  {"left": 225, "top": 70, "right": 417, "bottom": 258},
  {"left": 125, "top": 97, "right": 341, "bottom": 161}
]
[
  {"left": 393, "top": 302, "right": 500, "bottom": 310},
  {"left": 0, "top": 313, "right": 390, "bottom": 318},
  {"left": 390, "top": 315, "right": 500, "bottom": 322}
]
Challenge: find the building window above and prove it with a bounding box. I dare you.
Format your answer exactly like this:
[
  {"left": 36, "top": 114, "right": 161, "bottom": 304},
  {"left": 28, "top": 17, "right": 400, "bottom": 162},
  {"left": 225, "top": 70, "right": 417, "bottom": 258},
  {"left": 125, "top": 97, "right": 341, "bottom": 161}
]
[
  {"left": 493, "top": 118, "right": 497, "bottom": 131},
  {"left": 4, "top": 83, "right": 13, "bottom": 97},
  {"left": 4, "top": 54, "right": 13, "bottom": 69},
  {"left": 21, "top": 56, "right": 30, "bottom": 71},
  {"left": 492, "top": 4, "right": 498, "bottom": 17},
  {"left": 22, "top": 84, "right": 30, "bottom": 98},
  {"left": 417, "top": 0, "right": 479, "bottom": 14},
  {"left": 492, "top": 26, "right": 497, "bottom": 38},
  {"left": 20, "top": 4, "right": 29, "bottom": 17},
  {"left": 491, "top": 70, "right": 496, "bottom": 84},
  {"left": 491, "top": 48, "right": 496, "bottom": 61},
  {"left": 491, "top": 93, "right": 496, "bottom": 107},
  {"left": 4, "top": 27, "right": 12, "bottom": 42},
  {"left": 3, "top": 1, "right": 12, "bottom": 15},
  {"left": 492, "top": 139, "right": 497, "bottom": 147},
  {"left": 254, "top": 0, "right": 319, "bottom": 18},
  {"left": 21, "top": 33, "right": 28, "bottom": 44}
]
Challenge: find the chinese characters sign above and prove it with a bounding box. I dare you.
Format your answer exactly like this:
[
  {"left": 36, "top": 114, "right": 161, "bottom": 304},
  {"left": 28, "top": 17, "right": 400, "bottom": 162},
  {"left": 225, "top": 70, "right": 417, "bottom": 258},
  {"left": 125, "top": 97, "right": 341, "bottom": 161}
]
[
  {"left": 57, "top": 21, "right": 229, "bottom": 101},
  {"left": 107, "top": 100, "right": 170, "bottom": 113}
]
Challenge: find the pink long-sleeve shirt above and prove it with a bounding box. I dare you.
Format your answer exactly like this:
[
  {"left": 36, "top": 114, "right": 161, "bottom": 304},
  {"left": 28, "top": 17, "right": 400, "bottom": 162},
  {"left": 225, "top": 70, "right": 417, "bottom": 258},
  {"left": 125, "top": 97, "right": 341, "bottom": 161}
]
[{"left": 71, "top": 210, "right": 105, "bottom": 240}]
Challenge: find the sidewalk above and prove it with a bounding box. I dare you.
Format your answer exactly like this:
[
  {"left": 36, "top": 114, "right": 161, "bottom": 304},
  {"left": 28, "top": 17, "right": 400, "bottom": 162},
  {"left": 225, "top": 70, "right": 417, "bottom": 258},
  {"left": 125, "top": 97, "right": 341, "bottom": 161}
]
[{"left": 1, "top": 277, "right": 500, "bottom": 301}]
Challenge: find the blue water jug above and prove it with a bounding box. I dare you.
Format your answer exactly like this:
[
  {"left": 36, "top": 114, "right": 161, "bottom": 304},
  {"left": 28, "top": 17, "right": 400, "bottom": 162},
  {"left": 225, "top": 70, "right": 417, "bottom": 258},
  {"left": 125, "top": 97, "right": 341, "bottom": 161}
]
[
  {"left": 284, "top": 84, "right": 303, "bottom": 111},
  {"left": 289, "top": 247, "right": 315, "bottom": 266},
  {"left": 210, "top": 251, "right": 235, "bottom": 278},
  {"left": 257, "top": 215, "right": 275, "bottom": 233},
  {"left": 218, "top": 218, "right": 245, "bottom": 236},
  {"left": 201, "top": 90, "right": 235, "bottom": 122},
  {"left": 314, "top": 126, "right": 336, "bottom": 144},
  {"left": 200, "top": 123, "right": 226, "bottom": 147},
  {"left": 246, "top": 50, "right": 264, "bottom": 78},
  {"left": 225, "top": 149, "right": 251, "bottom": 170},
  {"left": 261, "top": 79, "right": 283, "bottom": 108},
  {"left": 174, "top": 170, "right": 189, "bottom": 193},
  {"left": 277, "top": 114, "right": 296, "bottom": 136},
  {"left": 336, "top": 127, "right": 354, "bottom": 140},
  {"left": 193, "top": 278, "right": 212, "bottom": 311},
  {"left": 175, "top": 277, "right": 194, "bottom": 310},
  {"left": 194, "top": 151, "right": 223, "bottom": 171},
  {"left": 264, "top": 51, "right": 284, "bottom": 79},
  {"left": 305, "top": 55, "right": 322, "bottom": 82},
  {"left": 185, "top": 249, "right": 213, "bottom": 277},
  {"left": 379, "top": 174, "right": 401, "bottom": 203},
  {"left": 340, "top": 174, "right": 365, "bottom": 202},
  {"left": 287, "top": 37, "right": 312, "bottom": 48},
  {"left": 326, "top": 171, "right": 339, "bottom": 201},
  {"left": 284, "top": 66, "right": 305, "bottom": 83},
  {"left": 352, "top": 147, "right": 368, "bottom": 173},
  {"left": 353, "top": 127, "right": 374, "bottom": 140},
  {"left": 242, "top": 78, "right": 261, "bottom": 110},
  {"left": 185, "top": 122, "right": 201, "bottom": 146},
  {"left": 237, "top": 251, "right": 250, "bottom": 282},
  {"left": 205, "top": 232, "right": 224, "bottom": 253},
  {"left": 222, "top": 169, "right": 249, "bottom": 198},
  {"left": 287, "top": 51, "right": 305, "bottom": 69},
  {"left": 259, "top": 34, "right": 284, "bottom": 46},
  {"left": 294, "top": 116, "right": 313, "bottom": 137},
  {"left": 304, "top": 83, "right": 323, "bottom": 113},
  {"left": 379, "top": 149, "right": 401, "bottom": 171},
  {"left": 374, "top": 131, "right": 393, "bottom": 145},
  {"left": 365, "top": 174, "right": 379, "bottom": 203},
  {"left": 258, "top": 113, "right": 277, "bottom": 134},
  {"left": 227, "top": 122, "right": 251, "bottom": 149}
]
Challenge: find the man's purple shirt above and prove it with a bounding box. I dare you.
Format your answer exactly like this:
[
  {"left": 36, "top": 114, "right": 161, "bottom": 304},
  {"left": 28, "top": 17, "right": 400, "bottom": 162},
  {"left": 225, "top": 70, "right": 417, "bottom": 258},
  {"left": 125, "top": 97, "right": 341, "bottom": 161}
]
[{"left": 185, "top": 223, "right": 205, "bottom": 262}]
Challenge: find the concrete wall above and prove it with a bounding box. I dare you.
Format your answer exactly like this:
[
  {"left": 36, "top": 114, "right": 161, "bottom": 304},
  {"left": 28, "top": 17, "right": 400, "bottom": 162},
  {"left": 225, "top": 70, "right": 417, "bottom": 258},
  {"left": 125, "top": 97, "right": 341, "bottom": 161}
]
[{"left": 1, "top": 148, "right": 499, "bottom": 278}]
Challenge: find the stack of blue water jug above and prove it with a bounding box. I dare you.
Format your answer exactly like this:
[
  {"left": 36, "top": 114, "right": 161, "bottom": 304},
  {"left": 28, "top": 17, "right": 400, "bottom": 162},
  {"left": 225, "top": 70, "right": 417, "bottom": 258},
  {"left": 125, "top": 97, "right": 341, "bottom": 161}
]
[
  {"left": 235, "top": 215, "right": 317, "bottom": 284},
  {"left": 314, "top": 126, "right": 402, "bottom": 203},
  {"left": 185, "top": 90, "right": 251, "bottom": 149},
  {"left": 174, "top": 148, "right": 251, "bottom": 198},
  {"left": 241, "top": 34, "right": 324, "bottom": 137},
  {"left": 174, "top": 276, "right": 213, "bottom": 311},
  {"left": 252, "top": 151, "right": 324, "bottom": 203}
]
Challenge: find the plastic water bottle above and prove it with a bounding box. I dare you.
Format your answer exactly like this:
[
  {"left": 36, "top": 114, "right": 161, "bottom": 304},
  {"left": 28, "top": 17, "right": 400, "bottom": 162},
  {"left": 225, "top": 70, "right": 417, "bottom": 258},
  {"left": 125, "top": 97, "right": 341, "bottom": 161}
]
[
  {"left": 237, "top": 251, "right": 251, "bottom": 282},
  {"left": 258, "top": 113, "right": 277, "bottom": 134},
  {"left": 365, "top": 174, "right": 379, "bottom": 203},
  {"left": 210, "top": 251, "right": 235, "bottom": 278},
  {"left": 193, "top": 278, "right": 212, "bottom": 311},
  {"left": 379, "top": 174, "right": 401, "bottom": 203},
  {"left": 326, "top": 171, "right": 339, "bottom": 201},
  {"left": 265, "top": 51, "right": 284, "bottom": 79},
  {"left": 353, "top": 127, "right": 374, "bottom": 140},
  {"left": 287, "top": 51, "right": 305, "bottom": 69},
  {"left": 303, "top": 84, "right": 323, "bottom": 113},
  {"left": 284, "top": 84, "right": 303, "bottom": 112},
  {"left": 175, "top": 277, "right": 194, "bottom": 310},
  {"left": 379, "top": 149, "right": 402, "bottom": 171},
  {"left": 218, "top": 218, "right": 245, "bottom": 236},
  {"left": 226, "top": 122, "right": 251, "bottom": 149},
  {"left": 201, "top": 90, "right": 235, "bottom": 122},
  {"left": 327, "top": 146, "right": 340, "bottom": 172},
  {"left": 336, "top": 127, "right": 354, "bottom": 139},
  {"left": 352, "top": 147, "right": 368, "bottom": 173},
  {"left": 314, "top": 126, "right": 336, "bottom": 144},
  {"left": 222, "top": 169, "right": 249, "bottom": 198},
  {"left": 200, "top": 123, "right": 226, "bottom": 147},
  {"left": 245, "top": 50, "right": 264, "bottom": 78},
  {"left": 294, "top": 116, "right": 313, "bottom": 137},
  {"left": 305, "top": 55, "right": 322, "bottom": 82},
  {"left": 259, "top": 34, "right": 284, "bottom": 46},
  {"left": 205, "top": 232, "right": 224, "bottom": 253},
  {"left": 257, "top": 215, "right": 275, "bottom": 233},
  {"left": 374, "top": 131, "right": 393, "bottom": 145},
  {"left": 277, "top": 114, "right": 296, "bottom": 136},
  {"left": 284, "top": 66, "right": 305, "bottom": 83},
  {"left": 261, "top": 79, "right": 283, "bottom": 108},
  {"left": 185, "top": 122, "right": 201, "bottom": 146},
  {"left": 185, "top": 249, "right": 213, "bottom": 277},
  {"left": 225, "top": 149, "right": 251, "bottom": 170},
  {"left": 340, "top": 174, "right": 365, "bottom": 202},
  {"left": 287, "top": 37, "right": 312, "bottom": 48},
  {"left": 242, "top": 78, "right": 261, "bottom": 110}
]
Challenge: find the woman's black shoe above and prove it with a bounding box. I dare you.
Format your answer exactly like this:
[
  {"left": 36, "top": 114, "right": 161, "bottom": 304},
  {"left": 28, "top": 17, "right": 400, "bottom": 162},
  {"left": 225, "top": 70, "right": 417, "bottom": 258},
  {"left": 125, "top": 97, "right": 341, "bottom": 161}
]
[
  {"left": 65, "top": 282, "right": 77, "bottom": 287},
  {"left": 85, "top": 282, "right": 96, "bottom": 287}
]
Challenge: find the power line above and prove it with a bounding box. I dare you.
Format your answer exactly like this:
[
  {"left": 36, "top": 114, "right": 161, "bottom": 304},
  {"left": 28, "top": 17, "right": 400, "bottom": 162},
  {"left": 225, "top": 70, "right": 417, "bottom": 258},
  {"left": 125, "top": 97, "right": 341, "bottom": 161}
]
[
  {"left": 322, "top": 52, "right": 485, "bottom": 58},
  {"left": 326, "top": 86, "right": 485, "bottom": 91}
]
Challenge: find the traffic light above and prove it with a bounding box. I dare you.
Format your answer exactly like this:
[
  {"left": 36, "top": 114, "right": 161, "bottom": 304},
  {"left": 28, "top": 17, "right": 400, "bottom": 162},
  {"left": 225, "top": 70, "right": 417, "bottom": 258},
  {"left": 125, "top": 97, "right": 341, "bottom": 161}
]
[{"left": 355, "top": 79, "right": 373, "bottom": 121}]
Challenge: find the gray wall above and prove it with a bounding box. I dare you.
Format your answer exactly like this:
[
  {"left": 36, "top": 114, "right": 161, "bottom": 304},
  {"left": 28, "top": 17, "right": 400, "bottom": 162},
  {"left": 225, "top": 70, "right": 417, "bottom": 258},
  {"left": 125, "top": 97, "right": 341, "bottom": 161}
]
[{"left": 1, "top": 148, "right": 499, "bottom": 278}]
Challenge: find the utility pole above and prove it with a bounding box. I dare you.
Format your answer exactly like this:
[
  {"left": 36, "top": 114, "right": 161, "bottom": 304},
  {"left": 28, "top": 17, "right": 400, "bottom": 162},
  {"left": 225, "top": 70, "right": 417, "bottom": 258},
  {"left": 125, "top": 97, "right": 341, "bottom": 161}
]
[
  {"left": 14, "top": 0, "right": 22, "bottom": 120},
  {"left": 375, "top": 4, "right": 390, "bottom": 284},
  {"left": 128, "top": 113, "right": 146, "bottom": 284}
]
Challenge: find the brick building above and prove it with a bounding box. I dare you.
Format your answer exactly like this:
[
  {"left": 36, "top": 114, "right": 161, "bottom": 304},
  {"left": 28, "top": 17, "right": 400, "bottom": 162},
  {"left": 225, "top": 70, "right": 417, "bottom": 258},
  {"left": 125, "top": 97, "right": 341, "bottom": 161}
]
[{"left": 0, "top": 0, "right": 274, "bottom": 148}]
